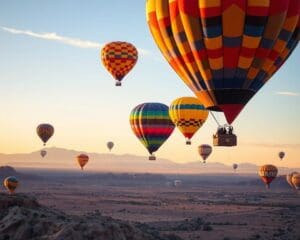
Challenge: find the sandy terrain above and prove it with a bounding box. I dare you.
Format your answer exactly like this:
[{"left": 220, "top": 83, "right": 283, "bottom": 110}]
[{"left": 9, "top": 171, "right": 299, "bottom": 240}]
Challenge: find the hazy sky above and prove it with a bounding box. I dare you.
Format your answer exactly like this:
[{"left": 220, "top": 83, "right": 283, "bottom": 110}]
[{"left": 0, "top": 1, "right": 299, "bottom": 168}]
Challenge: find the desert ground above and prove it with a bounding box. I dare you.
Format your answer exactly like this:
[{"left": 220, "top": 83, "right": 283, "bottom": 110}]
[{"left": 2, "top": 168, "right": 298, "bottom": 240}]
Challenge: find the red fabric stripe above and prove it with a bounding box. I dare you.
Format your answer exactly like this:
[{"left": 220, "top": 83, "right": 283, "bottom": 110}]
[
  {"left": 178, "top": 0, "right": 199, "bottom": 17},
  {"left": 200, "top": 7, "right": 221, "bottom": 18},
  {"left": 269, "top": 0, "right": 289, "bottom": 15},
  {"left": 256, "top": 48, "right": 270, "bottom": 59},
  {"left": 286, "top": 0, "right": 300, "bottom": 17},
  {"left": 240, "top": 47, "right": 256, "bottom": 58},
  {"left": 207, "top": 48, "right": 223, "bottom": 59},
  {"left": 247, "top": 7, "right": 269, "bottom": 16},
  {"left": 224, "top": 47, "right": 240, "bottom": 68}
]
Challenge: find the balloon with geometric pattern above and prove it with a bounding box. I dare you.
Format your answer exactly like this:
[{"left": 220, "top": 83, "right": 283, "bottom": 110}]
[
  {"left": 146, "top": 0, "right": 300, "bottom": 124},
  {"left": 101, "top": 41, "right": 138, "bottom": 86},
  {"left": 169, "top": 97, "right": 208, "bottom": 145}
]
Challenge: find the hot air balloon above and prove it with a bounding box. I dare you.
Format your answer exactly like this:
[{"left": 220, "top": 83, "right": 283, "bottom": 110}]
[
  {"left": 233, "top": 163, "right": 238, "bottom": 171},
  {"left": 292, "top": 173, "right": 300, "bottom": 190},
  {"left": 107, "top": 141, "right": 114, "bottom": 151},
  {"left": 286, "top": 172, "right": 299, "bottom": 188},
  {"left": 77, "top": 154, "right": 89, "bottom": 170},
  {"left": 278, "top": 151, "right": 285, "bottom": 160},
  {"left": 40, "top": 150, "right": 47, "bottom": 158},
  {"left": 169, "top": 97, "right": 208, "bottom": 145},
  {"left": 146, "top": 0, "right": 300, "bottom": 124},
  {"left": 37, "top": 123, "right": 54, "bottom": 146},
  {"left": 101, "top": 41, "right": 138, "bottom": 86},
  {"left": 130, "top": 103, "right": 175, "bottom": 160},
  {"left": 258, "top": 165, "right": 278, "bottom": 189},
  {"left": 198, "top": 144, "right": 212, "bottom": 163},
  {"left": 4, "top": 176, "right": 18, "bottom": 194}
]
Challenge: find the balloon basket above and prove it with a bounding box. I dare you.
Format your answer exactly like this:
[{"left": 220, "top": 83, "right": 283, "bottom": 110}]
[
  {"left": 149, "top": 155, "right": 156, "bottom": 161},
  {"left": 115, "top": 81, "right": 122, "bottom": 86},
  {"left": 186, "top": 139, "right": 191, "bottom": 145}
]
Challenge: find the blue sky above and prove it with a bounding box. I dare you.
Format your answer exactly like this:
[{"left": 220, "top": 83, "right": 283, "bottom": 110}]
[{"left": 0, "top": 1, "right": 299, "bottom": 168}]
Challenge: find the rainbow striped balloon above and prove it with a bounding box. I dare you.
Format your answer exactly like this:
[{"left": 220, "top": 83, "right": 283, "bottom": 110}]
[{"left": 130, "top": 103, "right": 175, "bottom": 160}]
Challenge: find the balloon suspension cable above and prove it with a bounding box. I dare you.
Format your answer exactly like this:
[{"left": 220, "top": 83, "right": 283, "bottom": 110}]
[{"left": 209, "top": 111, "right": 221, "bottom": 127}]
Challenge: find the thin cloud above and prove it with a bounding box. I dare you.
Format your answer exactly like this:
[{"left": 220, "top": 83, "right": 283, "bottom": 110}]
[
  {"left": 1, "top": 26, "right": 151, "bottom": 56},
  {"left": 275, "top": 91, "right": 299, "bottom": 97}
]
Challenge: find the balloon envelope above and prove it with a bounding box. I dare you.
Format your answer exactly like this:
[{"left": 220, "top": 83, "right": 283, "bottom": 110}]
[
  {"left": 286, "top": 172, "right": 299, "bottom": 188},
  {"left": 233, "top": 163, "right": 238, "bottom": 170},
  {"left": 37, "top": 123, "right": 54, "bottom": 146},
  {"left": 278, "top": 151, "right": 285, "bottom": 160},
  {"left": 292, "top": 174, "right": 300, "bottom": 190},
  {"left": 169, "top": 97, "right": 208, "bottom": 144},
  {"left": 107, "top": 141, "right": 114, "bottom": 151},
  {"left": 77, "top": 154, "right": 89, "bottom": 170},
  {"left": 130, "top": 103, "right": 175, "bottom": 160},
  {"left": 198, "top": 144, "right": 212, "bottom": 163},
  {"left": 101, "top": 41, "right": 138, "bottom": 86},
  {"left": 258, "top": 164, "right": 278, "bottom": 189},
  {"left": 40, "top": 150, "right": 47, "bottom": 158},
  {"left": 146, "top": 0, "right": 300, "bottom": 124},
  {"left": 4, "top": 176, "right": 18, "bottom": 194}
]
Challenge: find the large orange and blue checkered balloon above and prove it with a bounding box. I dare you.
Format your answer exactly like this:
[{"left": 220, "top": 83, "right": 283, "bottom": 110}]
[
  {"left": 101, "top": 41, "right": 138, "bottom": 86},
  {"left": 146, "top": 0, "right": 300, "bottom": 124},
  {"left": 130, "top": 103, "right": 175, "bottom": 160}
]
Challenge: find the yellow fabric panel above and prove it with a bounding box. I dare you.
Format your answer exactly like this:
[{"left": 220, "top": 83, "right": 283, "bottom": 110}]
[
  {"left": 223, "top": 5, "right": 245, "bottom": 37},
  {"left": 283, "top": 16, "right": 299, "bottom": 31},
  {"left": 199, "top": 0, "right": 221, "bottom": 8},
  {"left": 204, "top": 36, "right": 222, "bottom": 49},
  {"left": 238, "top": 56, "right": 253, "bottom": 69},
  {"left": 248, "top": 0, "right": 270, "bottom": 7},
  {"left": 209, "top": 57, "right": 223, "bottom": 70},
  {"left": 242, "top": 36, "right": 261, "bottom": 48},
  {"left": 273, "top": 39, "right": 286, "bottom": 53},
  {"left": 247, "top": 67, "right": 259, "bottom": 80}
]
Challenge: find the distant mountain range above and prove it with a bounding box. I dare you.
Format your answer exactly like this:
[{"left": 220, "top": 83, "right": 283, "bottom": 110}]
[{"left": 0, "top": 147, "right": 298, "bottom": 174}]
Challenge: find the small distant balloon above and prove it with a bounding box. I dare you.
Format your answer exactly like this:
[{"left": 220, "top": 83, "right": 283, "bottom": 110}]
[
  {"left": 107, "top": 141, "right": 114, "bottom": 151},
  {"left": 258, "top": 165, "right": 278, "bottom": 189},
  {"left": 286, "top": 172, "right": 298, "bottom": 189},
  {"left": 292, "top": 174, "right": 300, "bottom": 190},
  {"left": 37, "top": 123, "right": 54, "bottom": 146},
  {"left": 77, "top": 154, "right": 89, "bottom": 170},
  {"left": 278, "top": 151, "right": 285, "bottom": 160},
  {"left": 4, "top": 176, "right": 19, "bottom": 194},
  {"left": 101, "top": 41, "right": 138, "bottom": 86},
  {"left": 233, "top": 163, "right": 238, "bottom": 171},
  {"left": 40, "top": 150, "right": 47, "bottom": 158},
  {"left": 198, "top": 144, "right": 212, "bottom": 163}
]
